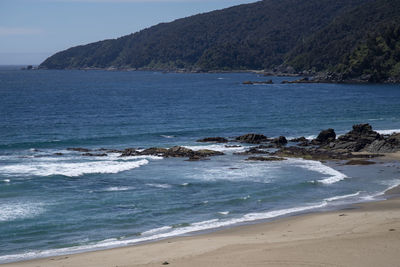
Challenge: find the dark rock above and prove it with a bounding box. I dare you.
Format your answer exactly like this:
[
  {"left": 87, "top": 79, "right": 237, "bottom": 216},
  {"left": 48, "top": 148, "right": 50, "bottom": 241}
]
[
  {"left": 165, "top": 146, "right": 194, "bottom": 157},
  {"left": 272, "top": 136, "right": 287, "bottom": 146},
  {"left": 67, "top": 148, "right": 91, "bottom": 152},
  {"left": 312, "top": 128, "right": 336, "bottom": 145},
  {"left": 81, "top": 153, "right": 108, "bottom": 157},
  {"left": 243, "top": 80, "right": 273, "bottom": 85},
  {"left": 344, "top": 160, "right": 375, "bottom": 165},
  {"left": 53, "top": 153, "right": 64, "bottom": 156},
  {"left": 365, "top": 133, "right": 400, "bottom": 153},
  {"left": 186, "top": 155, "right": 210, "bottom": 161},
  {"left": 273, "top": 146, "right": 352, "bottom": 160},
  {"left": 331, "top": 124, "right": 382, "bottom": 152},
  {"left": 140, "top": 147, "right": 168, "bottom": 155},
  {"left": 225, "top": 145, "right": 242, "bottom": 148},
  {"left": 246, "top": 156, "right": 286, "bottom": 161},
  {"left": 234, "top": 147, "right": 270, "bottom": 155},
  {"left": 197, "top": 137, "right": 228, "bottom": 143},
  {"left": 236, "top": 133, "right": 268, "bottom": 144},
  {"left": 196, "top": 149, "right": 224, "bottom": 157},
  {"left": 289, "top": 137, "right": 308, "bottom": 142},
  {"left": 120, "top": 148, "right": 139, "bottom": 157}
]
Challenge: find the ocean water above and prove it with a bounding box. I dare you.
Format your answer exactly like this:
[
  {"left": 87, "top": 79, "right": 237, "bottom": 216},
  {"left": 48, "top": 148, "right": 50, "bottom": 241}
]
[{"left": 1, "top": 67, "right": 400, "bottom": 263}]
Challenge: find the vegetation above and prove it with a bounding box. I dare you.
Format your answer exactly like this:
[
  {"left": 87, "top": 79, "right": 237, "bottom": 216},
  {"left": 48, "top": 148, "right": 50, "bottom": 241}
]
[{"left": 40, "top": 0, "right": 400, "bottom": 82}]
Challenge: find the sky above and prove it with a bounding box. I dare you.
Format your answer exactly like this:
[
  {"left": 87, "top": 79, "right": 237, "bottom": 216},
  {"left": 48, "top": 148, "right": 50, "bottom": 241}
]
[{"left": 0, "top": 0, "right": 258, "bottom": 65}]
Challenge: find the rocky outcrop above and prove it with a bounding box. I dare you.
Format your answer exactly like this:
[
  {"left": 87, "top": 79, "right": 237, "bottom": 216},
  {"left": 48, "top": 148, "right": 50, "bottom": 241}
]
[
  {"left": 236, "top": 133, "right": 268, "bottom": 144},
  {"left": 196, "top": 137, "right": 228, "bottom": 143},
  {"left": 312, "top": 128, "right": 336, "bottom": 145},
  {"left": 330, "top": 124, "right": 381, "bottom": 152},
  {"left": 365, "top": 133, "right": 400, "bottom": 153},
  {"left": 272, "top": 136, "right": 288, "bottom": 146},
  {"left": 344, "top": 160, "right": 376, "bottom": 165}
]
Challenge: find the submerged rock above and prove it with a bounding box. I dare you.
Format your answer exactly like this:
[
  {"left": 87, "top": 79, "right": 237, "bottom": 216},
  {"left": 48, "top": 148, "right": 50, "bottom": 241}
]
[
  {"left": 81, "top": 153, "right": 108, "bottom": 157},
  {"left": 67, "top": 147, "right": 91, "bottom": 152},
  {"left": 196, "top": 137, "right": 228, "bottom": 143},
  {"left": 236, "top": 133, "right": 268, "bottom": 144},
  {"left": 344, "top": 160, "right": 376, "bottom": 165},
  {"left": 246, "top": 156, "right": 286, "bottom": 161}
]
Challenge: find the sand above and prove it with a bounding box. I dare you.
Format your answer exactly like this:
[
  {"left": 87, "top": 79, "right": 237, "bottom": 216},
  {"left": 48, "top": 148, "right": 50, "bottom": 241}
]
[{"left": 3, "top": 195, "right": 400, "bottom": 267}]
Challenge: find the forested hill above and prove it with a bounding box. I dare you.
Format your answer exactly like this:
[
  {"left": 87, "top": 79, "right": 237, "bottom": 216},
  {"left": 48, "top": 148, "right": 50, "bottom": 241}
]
[{"left": 39, "top": 0, "right": 400, "bottom": 82}]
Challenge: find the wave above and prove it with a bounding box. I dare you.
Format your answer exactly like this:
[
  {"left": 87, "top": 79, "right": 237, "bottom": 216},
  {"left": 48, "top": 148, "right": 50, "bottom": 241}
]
[
  {"left": 145, "top": 183, "right": 172, "bottom": 189},
  {"left": 0, "top": 201, "right": 327, "bottom": 263},
  {"left": 376, "top": 129, "right": 400, "bottom": 135},
  {"left": 0, "top": 202, "right": 44, "bottom": 222},
  {"left": 0, "top": 159, "right": 149, "bottom": 177},
  {"left": 324, "top": 191, "right": 361, "bottom": 202},
  {"left": 288, "top": 158, "right": 348, "bottom": 184},
  {"left": 103, "top": 186, "right": 136, "bottom": 192},
  {"left": 160, "top": 135, "right": 175, "bottom": 139},
  {"left": 183, "top": 144, "right": 246, "bottom": 153}
]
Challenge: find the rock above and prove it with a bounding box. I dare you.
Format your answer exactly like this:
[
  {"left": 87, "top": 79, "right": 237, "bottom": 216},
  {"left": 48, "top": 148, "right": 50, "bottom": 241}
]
[
  {"left": 344, "top": 160, "right": 375, "bottom": 165},
  {"left": 273, "top": 146, "right": 352, "bottom": 160},
  {"left": 225, "top": 145, "right": 242, "bottom": 148},
  {"left": 236, "top": 133, "right": 268, "bottom": 144},
  {"left": 53, "top": 153, "right": 64, "bottom": 156},
  {"left": 272, "top": 136, "right": 287, "bottom": 146},
  {"left": 165, "top": 146, "right": 194, "bottom": 157},
  {"left": 312, "top": 128, "right": 336, "bottom": 145},
  {"left": 332, "top": 124, "right": 382, "bottom": 152},
  {"left": 234, "top": 147, "right": 270, "bottom": 155},
  {"left": 120, "top": 148, "right": 139, "bottom": 157},
  {"left": 196, "top": 137, "right": 228, "bottom": 143},
  {"left": 365, "top": 133, "right": 400, "bottom": 153},
  {"left": 140, "top": 147, "right": 168, "bottom": 155},
  {"left": 196, "top": 149, "right": 224, "bottom": 157},
  {"left": 246, "top": 156, "right": 286, "bottom": 161},
  {"left": 243, "top": 80, "right": 273, "bottom": 85},
  {"left": 290, "top": 137, "right": 307, "bottom": 142},
  {"left": 81, "top": 153, "right": 108, "bottom": 157},
  {"left": 186, "top": 155, "right": 211, "bottom": 161},
  {"left": 67, "top": 148, "right": 91, "bottom": 152}
]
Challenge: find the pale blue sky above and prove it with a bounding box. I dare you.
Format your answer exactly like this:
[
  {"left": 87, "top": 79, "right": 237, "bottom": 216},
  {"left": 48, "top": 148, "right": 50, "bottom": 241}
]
[{"left": 0, "top": 0, "right": 258, "bottom": 65}]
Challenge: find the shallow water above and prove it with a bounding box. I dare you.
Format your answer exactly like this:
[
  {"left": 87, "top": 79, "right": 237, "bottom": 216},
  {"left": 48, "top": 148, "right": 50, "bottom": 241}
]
[{"left": 1, "top": 68, "right": 400, "bottom": 263}]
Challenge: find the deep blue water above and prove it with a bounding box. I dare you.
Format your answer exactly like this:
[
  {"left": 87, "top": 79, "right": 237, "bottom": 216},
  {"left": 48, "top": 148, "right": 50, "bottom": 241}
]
[{"left": 1, "top": 68, "right": 400, "bottom": 263}]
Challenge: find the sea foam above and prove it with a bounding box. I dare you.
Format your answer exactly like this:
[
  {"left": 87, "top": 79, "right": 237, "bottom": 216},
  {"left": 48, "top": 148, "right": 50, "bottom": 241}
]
[
  {"left": 288, "top": 158, "right": 348, "bottom": 184},
  {"left": 0, "top": 159, "right": 149, "bottom": 177}
]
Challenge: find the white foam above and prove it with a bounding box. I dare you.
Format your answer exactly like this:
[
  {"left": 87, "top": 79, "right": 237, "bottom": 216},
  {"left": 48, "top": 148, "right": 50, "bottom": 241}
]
[
  {"left": 0, "top": 202, "right": 44, "bottom": 222},
  {"left": 0, "top": 202, "right": 328, "bottom": 264},
  {"left": 184, "top": 144, "right": 246, "bottom": 153},
  {"left": 376, "top": 129, "right": 400, "bottom": 135},
  {"left": 141, "top": 226, "right": 172, "bottom": 236},
  {"left": 0, "top": 159, "right": 149, "bottom": 177},
  {"left": 2, "top": 179, "right": 10, "bottom": 183},
  {"left": 324, "top": 191, "right": 361, "bottom": 202},
  {"left": 146, "top": 183, "right": 172, "bottom": 189},
  {"left": 288, "top": 158, "right": 348, "bottom": 184},
  {"left": 160, "top": 135, "right": 175, "bottom": 138},
  {"left": 218, "top": 211, "right": 229, "bottom": 215},
  {"left": 103, "top": 186, "right": 136, "bottom": 192}
]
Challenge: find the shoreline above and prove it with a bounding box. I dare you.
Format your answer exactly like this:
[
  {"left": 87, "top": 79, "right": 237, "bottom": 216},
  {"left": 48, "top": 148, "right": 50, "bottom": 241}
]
[{"left": 3, "top": 184, "right": 400, "bottom": 267}]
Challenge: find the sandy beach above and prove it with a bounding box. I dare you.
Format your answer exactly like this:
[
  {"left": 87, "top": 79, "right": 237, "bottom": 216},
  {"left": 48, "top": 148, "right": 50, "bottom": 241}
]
[{"left": 4, "top": 190, "right": 400, "bottom": 267}]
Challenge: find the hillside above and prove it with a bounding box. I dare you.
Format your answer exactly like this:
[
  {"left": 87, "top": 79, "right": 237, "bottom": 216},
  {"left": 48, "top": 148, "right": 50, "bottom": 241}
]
[
  {"left": 39, "top": 0, "right": 367, "bottom": 71},
  {"left": 39, "top": 0, "right": 400, "bottom": 82}
]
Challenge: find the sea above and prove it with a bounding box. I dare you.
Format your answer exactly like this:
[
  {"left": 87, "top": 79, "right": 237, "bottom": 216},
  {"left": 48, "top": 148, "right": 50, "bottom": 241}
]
[{"left": 1, "top": 66, "right": 400, "bottom": 263}]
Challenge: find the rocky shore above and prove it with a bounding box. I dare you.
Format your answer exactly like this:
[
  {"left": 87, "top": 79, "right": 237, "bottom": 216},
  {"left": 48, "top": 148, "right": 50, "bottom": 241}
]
[{"left": 63, "top": 124, "right": 400, "bottom": 164}]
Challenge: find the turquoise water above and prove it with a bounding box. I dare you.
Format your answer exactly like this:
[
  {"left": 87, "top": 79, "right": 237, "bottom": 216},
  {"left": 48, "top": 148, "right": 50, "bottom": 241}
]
[{"left": 1, "top": 68, "right": 400, "bottom": 263}]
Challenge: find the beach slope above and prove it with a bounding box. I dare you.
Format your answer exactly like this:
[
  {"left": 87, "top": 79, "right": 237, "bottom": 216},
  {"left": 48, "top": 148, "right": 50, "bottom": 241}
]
[{"left": 4, "top": 197, "right": 400, "bottom": 267}]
